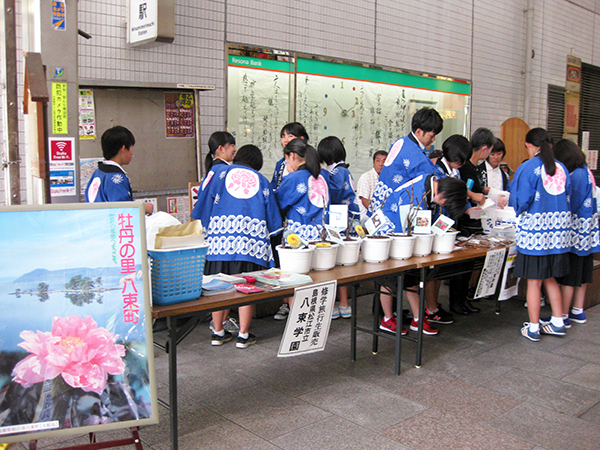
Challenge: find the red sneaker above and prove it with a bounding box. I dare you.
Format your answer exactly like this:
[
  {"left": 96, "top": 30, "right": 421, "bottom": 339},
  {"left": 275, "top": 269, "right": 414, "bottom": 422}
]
[
  {"left": 380, "top": 317, "right": 408, "bottom": 335},
  {"left": 409, "top": 317, "right": 439, "bottom": 335}
]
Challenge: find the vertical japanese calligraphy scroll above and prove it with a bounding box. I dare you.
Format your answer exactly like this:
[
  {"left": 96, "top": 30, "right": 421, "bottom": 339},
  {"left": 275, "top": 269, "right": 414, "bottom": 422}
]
[{"left": 0, "top": 202, "right": 158, "bottom": 443}]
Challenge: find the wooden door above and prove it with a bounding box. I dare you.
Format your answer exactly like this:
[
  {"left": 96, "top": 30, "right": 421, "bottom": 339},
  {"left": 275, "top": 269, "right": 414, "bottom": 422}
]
[{"left": 500, "top": 117, "right": 530, "bottom": 178}]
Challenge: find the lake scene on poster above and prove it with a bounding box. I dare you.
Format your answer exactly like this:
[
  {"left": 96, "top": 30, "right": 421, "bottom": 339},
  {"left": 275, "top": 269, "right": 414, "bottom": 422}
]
[{"left": 0, "top": 203, "right": 158, "bottom": 443}]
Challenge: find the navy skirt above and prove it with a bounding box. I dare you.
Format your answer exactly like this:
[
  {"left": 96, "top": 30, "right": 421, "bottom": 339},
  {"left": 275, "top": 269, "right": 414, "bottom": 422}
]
[
  {"left": 513, "top": 252, "right": 569, "bottom": 280},
  {"left": 556, "top": 253, "right": 594, "bottom": 287},
  {"left": 205, "top": 260, "right": 266, "bottom": 276}
]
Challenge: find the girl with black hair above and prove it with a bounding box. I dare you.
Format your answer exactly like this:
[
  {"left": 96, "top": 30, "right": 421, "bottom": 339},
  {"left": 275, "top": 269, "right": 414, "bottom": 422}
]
[
  {"left": 317, "top": 136, "right": 361, "bottom": 221},
  {"left": 270, "top": 123, "right": 309, "bottom": 321},
  {"left": 271, "top": 122, "right": 309, "bottom": 190},
  {"left": 192, "top": 144, "right": 281, "bottom": 348},
  {"left": 275, "top": 138, "right": 329, "bottom": 242},
  {"left": 317, "top": 136, "right": 360, "bottom": 320},
  {"left": 509, "top": 128, "right": 572, "bottom": 341},
  {"left": 204, "top": 131, "right": 236, "bottom": 172},
  {"left": 553, "top": 139, "right": 599, "bottom": 327}
]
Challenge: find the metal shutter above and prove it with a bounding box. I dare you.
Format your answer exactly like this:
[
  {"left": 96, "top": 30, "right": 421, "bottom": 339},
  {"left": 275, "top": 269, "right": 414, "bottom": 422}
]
[
  {"left": 546, "top": 84, "right": 564, "bottom": 144},
  {"left": 580, "top": 62, "right": 600, "bottom": 184}
]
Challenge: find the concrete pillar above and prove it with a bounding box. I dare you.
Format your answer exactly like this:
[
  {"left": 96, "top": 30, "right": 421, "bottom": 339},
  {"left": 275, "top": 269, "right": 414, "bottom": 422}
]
[{"left": 24, "top": 0, "right": 79, "bottom": 203}]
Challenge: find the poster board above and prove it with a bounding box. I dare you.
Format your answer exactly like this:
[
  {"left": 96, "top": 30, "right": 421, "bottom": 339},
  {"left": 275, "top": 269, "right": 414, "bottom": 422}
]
[{"left": 0, "top": 202, "right": 158, "bottom": 443}]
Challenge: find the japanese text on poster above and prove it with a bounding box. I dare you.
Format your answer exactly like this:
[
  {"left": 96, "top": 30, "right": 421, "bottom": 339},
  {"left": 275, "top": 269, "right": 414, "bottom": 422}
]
[
  {"left": 278, "top": 280, "right": 337, "bottom": 357},
  {"left": 498, "top": 245, "right": 520, "bottom": 301},
  {"left": 167, "top": 195, "right": 190, "bottom": 223},
  {"left": 475, "top": 247, "right": 506, "bottom": 299},
  {"left": 49, "top": 137, "right": 75, "bottom": 196},
  {"left": 0, "top": 205, "right": 157, "bottom": 443},
  {"left": 51, "top": 0, "right": 66, "bottom": 31},
  {"left": 78, "top": 89, "right": 96, "bottom": 140},
  {"left": 165, "top": 93, "right": 195, "bottom": 138},
  {"left": 52, "top": 82, "right": 68, "bottom": 134}
]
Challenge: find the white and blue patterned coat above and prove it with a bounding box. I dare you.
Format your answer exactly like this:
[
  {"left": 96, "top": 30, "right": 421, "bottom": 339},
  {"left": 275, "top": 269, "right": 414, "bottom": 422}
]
[
  {"left": 276, "top": 167, "right": 330, "bottom": 242},
  {"left": 371, "top": 134, "right": 438, "bottom": 213},
  {"left": 191, "top": 163, "right": 282, "bottom": 268},
  {"left": 324, "top": 163, "right": 360, "bottom": 220},
  {"left": 85, "top": 162, "right": 133, "bottom": 203},
  {"left": 380, "top": 174, "right": 438, "bottom": 234},
  {"left": 509, "top": 156, "right": 572, "bottom": 256},
  {"left": 568, "top": 166, "right": 599, "bottom": 256}
]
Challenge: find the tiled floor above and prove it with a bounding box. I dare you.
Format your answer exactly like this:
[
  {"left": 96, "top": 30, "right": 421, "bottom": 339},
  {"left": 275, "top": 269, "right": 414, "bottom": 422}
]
[{"left": 19, "top": 285, "right": 600, "bottom": 450}]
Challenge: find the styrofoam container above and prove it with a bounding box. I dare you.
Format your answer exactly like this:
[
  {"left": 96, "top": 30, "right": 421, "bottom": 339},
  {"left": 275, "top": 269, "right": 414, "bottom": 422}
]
[
  {"left": 311, "top": 243, "right": 339, "bottom": 271},
  {"left": 361, "top": 236, "right": 392, "bottom": 263},
  {"left": 432, "top": 230, "right": 460, "bottom": 254},
  {"left": 276, "top": 244, "right": 316, "bottom": 274}
]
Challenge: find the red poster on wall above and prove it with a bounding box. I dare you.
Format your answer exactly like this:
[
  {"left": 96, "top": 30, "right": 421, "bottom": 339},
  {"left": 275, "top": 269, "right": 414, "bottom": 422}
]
[{"left": 164, "top": 93, "right": 195, "bottom": 138}]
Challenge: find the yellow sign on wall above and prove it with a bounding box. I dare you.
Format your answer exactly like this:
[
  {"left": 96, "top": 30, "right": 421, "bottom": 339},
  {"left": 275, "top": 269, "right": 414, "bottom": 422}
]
[{"left": 52, "top": 82, "right": 68, "bottom": 134}]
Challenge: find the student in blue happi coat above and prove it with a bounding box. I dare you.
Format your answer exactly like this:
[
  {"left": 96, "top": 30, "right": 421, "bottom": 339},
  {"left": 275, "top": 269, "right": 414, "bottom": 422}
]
[
  {"left": 317, "top": 136, "right": 360, "bottom": 320},
  {"left": 276, "top": 138, "right": 330, "bottom": 242},
  {"left": 192, "top": 144, "right": 282, "bottom": 349},
  {"left": 510, "top": 128, "right": 572, "bottom": 341},
  {"left": 370, "top": 107, "right": 443, "bottom": 213},
  {"left": 85, "top": 125, "right": 154, "bottom": 215},
  {"left": 553, "top": 139, "right": 600, "bottom": 328}
]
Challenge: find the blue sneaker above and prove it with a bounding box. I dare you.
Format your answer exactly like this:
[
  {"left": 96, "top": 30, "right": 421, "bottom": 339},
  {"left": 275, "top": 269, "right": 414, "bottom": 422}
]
[
  {"left": 569, "top": 310, "right": 587, "bottom": 324},
  {"left": 540, "top": 316, "right": 571, "bottom": 329},
  {"left": 521, "top": 323, "right": 540, "bottom": 342},
  {"left": 540, "top": 321, "right": 566, "bottom": 336}
]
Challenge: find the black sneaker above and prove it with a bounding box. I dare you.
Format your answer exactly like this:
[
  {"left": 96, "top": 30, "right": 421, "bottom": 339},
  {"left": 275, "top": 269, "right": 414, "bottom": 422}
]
[
  {"left": 426, "top": 305, "right": 454, "bottom": 325},
  {"left": 211, "top": 331, "right": 233, "bottom": 346},
  {"left": 236, "top": 333, "right": 257, "bottom": 349}
]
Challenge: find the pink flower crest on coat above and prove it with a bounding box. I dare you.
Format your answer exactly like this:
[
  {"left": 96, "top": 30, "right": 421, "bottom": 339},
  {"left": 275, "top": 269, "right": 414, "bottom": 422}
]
[{"left": 11, "top": 315, "right": 126, "bottom": 394}]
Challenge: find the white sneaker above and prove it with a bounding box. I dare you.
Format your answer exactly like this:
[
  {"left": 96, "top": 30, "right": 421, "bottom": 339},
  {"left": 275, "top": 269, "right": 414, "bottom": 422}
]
[
  {"left": 274, "top": 303, "right": 290, "bottom": 320},
  {"left": 332, "top": 306, "right": 341, "bottom": 320},
  {"left": 524, "top": 297, "right": 546, "bottom": 308},
  {"left": 339, "top": 305, "right": 352, "bottom": 319}
]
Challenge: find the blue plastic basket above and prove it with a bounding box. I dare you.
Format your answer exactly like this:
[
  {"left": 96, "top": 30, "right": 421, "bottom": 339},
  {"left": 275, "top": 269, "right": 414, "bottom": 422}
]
[{"left": 148, "top": 245, "right": 208, "bottom": 305}]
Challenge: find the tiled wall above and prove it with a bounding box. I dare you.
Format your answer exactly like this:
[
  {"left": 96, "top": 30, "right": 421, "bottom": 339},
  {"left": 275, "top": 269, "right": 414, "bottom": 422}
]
[{"left": 3, "top": 0, "right": 600, "bottom": 204}]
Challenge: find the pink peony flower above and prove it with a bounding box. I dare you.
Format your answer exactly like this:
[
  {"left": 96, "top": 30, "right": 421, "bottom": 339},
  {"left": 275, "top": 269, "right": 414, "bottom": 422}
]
[{"left": 11, "top": 315, "right": 126, "bottom": 394}]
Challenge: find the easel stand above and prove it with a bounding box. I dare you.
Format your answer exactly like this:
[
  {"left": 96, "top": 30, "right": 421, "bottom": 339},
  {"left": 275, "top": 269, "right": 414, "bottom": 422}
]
[{"left": 28, "top": 427, "right": 144, "bottom": 450}]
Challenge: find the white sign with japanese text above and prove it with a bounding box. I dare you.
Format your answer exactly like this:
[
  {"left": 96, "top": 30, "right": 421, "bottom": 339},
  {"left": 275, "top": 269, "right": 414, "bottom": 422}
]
[
  {"left": 128, "top": 0, "right": 158, "bottom": 45},
  {"left": 475, "top": 247, "right": 506, "bottom": 299},
  {"left": 278, "top": 280, "right": 337, "bottom": 357},
  {"left": 498, "top": 245, "right": 520, "bottom": 301}
]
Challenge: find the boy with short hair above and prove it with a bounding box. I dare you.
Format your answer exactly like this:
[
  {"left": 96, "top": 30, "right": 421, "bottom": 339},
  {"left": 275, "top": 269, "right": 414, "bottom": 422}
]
[{"left": 85, "top": 125, "right": 153, "bottom": 215}]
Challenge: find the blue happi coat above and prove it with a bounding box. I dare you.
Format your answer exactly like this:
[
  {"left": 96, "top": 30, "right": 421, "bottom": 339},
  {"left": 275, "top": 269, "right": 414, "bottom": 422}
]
[
  {"left": 323, "top": 162, "right": 360, "bottom": 220},
  {"left": 85, "top": 161, "right": 133, "bottom": 203},
  {"left": 380, "top": 174, "right": 440, "bottom": 233},
  {"left": 371, "top": 133, "right": 438, "bottom": 212},
  {"left": 568, "top": 166, "right": 600, "bottom": 256},
  {"left": 508, "top": 156, "right": 572, "bottom": 255},
  {"left": 191, "top": 163, "right": 282, "bottom": 267},
  {"left": 271, "top": 157, "right": 286, "bottom": 190},
  {"left": 276, "top": 166, "right": 330, "bottom": 241}
]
